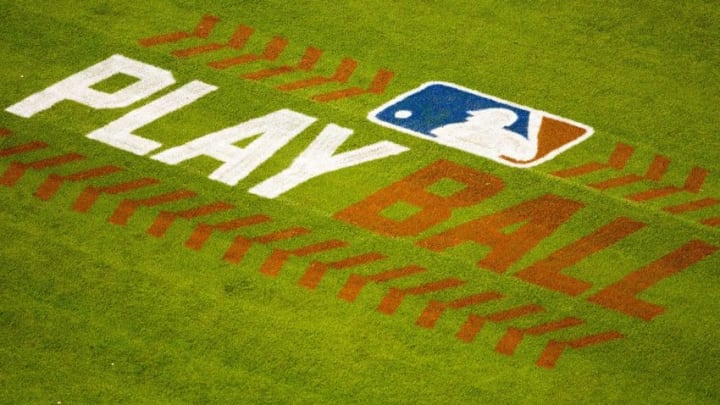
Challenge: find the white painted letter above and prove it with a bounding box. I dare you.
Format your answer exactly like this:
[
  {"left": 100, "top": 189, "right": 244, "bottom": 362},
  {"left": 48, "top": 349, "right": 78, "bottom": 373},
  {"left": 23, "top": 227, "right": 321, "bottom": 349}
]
[
  {"left": 6, "top": 54, "right": 175, "bottom": 118},
  {"left": 86, "top": 80, "right": 217, "bottom": 155},
  {"left": 152, "top": 109, "right": 316, "bottom": 186},
  {"left": 250, "top": 124, "right": 409, "bottom": 198}
]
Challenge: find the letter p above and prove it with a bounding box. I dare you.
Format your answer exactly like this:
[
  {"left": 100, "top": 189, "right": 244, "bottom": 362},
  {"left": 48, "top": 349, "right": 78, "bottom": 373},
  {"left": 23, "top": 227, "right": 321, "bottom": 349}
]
[{"left": 6, "top": 54, "right": 175, "bottom": 118}]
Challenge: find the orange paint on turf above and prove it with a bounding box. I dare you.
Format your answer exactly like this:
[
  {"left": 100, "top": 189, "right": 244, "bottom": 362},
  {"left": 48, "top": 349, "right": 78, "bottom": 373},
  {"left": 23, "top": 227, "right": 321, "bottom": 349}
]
[
  {"left": 184, "top": 215, "right": 271, "bottom": 251},
  {"left": 299, "top": 252, "right": 386, "bottom": 289},
  {"left": 139, "top": 14, "right": 220, "bottom": 47},
  {"left": 515, "top": 217, "right": 646, "bottom": 296},
  {"left": 147, "top": 202, "right": 235, "bottom": 237},
  {"left": 208, "top": 36, "right": 288, "bottom": 70},
  {"left": 551, "top": 143, "right": 634, "bottom": 178},
  {"left": 35, "top": 166, "right": 123, "bottom": 201},
  {"left": 338, "top": 265, "right": 427, "bottom": 302},
  {"left": 589, "top": 240, "right": 718, "bottom": 320},
  {"left": 259, "top": 239, "right": 348, "bottom": 277},
  {"left": 416, "top": 291, "right": 504, "bottom": 329},
  {"left": 223, "top": 227, "right": 310, "bottom": 264}
]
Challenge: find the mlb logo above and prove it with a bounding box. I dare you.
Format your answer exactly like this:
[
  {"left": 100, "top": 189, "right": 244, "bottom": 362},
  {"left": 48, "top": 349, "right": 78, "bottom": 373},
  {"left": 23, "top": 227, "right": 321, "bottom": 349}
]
[{"left": 368, "top": 82, "right": 593, "bottom": 168}]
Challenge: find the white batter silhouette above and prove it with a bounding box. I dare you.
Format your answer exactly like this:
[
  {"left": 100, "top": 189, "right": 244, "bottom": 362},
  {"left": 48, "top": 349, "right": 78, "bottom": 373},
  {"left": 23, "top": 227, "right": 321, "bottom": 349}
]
[{"left": 430, "top": 108, "right": 537, "bottom": 160}]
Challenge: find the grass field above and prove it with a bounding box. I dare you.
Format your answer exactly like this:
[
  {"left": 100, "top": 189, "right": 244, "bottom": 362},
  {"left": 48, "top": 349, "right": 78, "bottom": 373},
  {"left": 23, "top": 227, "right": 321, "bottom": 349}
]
[{"left": 1, "top": 1, "right": 719, "bottom": 403}]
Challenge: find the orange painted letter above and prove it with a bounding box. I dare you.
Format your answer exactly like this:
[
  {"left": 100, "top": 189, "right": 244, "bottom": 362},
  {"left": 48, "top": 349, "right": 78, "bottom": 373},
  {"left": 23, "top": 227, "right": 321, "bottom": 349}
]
[
  {"left": 515, "top": 217, "right": 646, "bottom": 296},
  {"left": 418, "top": 194, "right": 583, "bottom": 273},
  {"left": 334, "top": 159, "right": 504, "bottom": 237},
  {"left": 588, "top": 240, "right": 717, "bottom": 320}
]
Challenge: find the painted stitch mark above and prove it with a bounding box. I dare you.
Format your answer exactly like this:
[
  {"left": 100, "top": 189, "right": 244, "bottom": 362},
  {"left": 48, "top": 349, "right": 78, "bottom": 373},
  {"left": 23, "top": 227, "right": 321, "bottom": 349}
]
[
  {"left": 73, "top": 178, "right": 160, "bottom": 213},
  {"left": 0, "top": 153, "right": 85, "bottom": 187},
  {"left": 147, "top": 201, "right": 235, "bottom": 237},
  {"left": 701, "top": 217, "right": 720, "bottom": 227},
  {"left": 629, "top": 166, "right": 709, "bottom": 202},
  {"left": 35, "top": 166, "right": 123, "bottom": 201},
  {"left": 664, "top": 198, "right": 720, "bottom": 214},
  {"left": 184, "top": 215, "right": 271, "bottom": 251},
  {"left": 377, "top": 278, "right": 466, "bottom": 315},
  {"left": 551, "top": 143, "right": 634, "bottom": 178},
  {"left": 588, "top": 155, "right": 670, "bottom": 191},
  {"left": 456, "top": 304, "right": 544, "bottom": 343},
  {"left": 139, "top": 14, "right": 220, "bottom": 47},
  {"left": 495, "top": 317, "right": 585, "bottom": 356},
  {"left": 299, "top": 252, "right": 386, "bottom": 290},
  {"left": 416, "top": 291, "right": 505, "bottom": 329},
  {"left": 109, "top": 189, "right": 197, "bottom": 226},
  {"left": 536, "top": 331, "right": 623, "bottom": 369},
  {"left": 172, "top": 24, "right": 253, "bottom": 58},
  {"left": 312, "top": 69, "right": 395, "bottom": 102},
  {"left": 223, "top": 226, "right": 310, "bottom": 264},
  {"left": 276, "top": 57, "right": 357, "bottom": 91},
  {"left": 242, "top": 47, "right": 323, "bottom": 80},
  {"left": 259, "top": 239, "right": 348, "bottom": 277},
  {"left": 208, "top": 36, "right": 288, "bottom": 70},
  {"left": 0, "top": 141, "right": 48, "bottom": 158},
  {"left": 338, "top": 265, "right": 427, "bottom": 302}
]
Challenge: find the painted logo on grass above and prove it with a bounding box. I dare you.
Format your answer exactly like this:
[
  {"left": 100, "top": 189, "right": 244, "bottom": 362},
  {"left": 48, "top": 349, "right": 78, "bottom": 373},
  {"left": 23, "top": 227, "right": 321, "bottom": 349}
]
[{"left": 369, "top": 82, "right": 593, "bottom": 167}]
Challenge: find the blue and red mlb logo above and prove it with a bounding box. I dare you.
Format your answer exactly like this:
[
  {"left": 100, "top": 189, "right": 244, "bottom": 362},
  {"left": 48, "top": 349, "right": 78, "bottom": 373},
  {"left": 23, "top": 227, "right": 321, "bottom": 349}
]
[{"left": 368, "top": 82, "right": 593, "bottom": 168}]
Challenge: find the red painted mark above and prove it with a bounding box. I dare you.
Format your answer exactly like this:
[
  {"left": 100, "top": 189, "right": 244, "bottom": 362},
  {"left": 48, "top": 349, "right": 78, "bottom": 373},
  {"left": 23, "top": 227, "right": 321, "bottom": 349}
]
[
  {"left": 551, "top": 143, "right": 634, "bottom": 178},
  {"left": 628, "top": 166, "right": 708, "bottom": 202},
  {"left": 242, "top": 47, "right": 323, "bottom": 80},
  {"left": 495, "top": 317, "right": 585, "bottom": 356},
  {"left": 664, "top": 198, "right": 720, "bottom": 214},
  {"left": 0, "top": 141, "right": 49, "bottom": 158},
  {"left": 536, "top": 331, "right": 623, "bottom": 369},
  {"left": 312, "top": 69, "right": 395, "bottom": 102},
  {"left": 139, "top": 14, "right": 220, "bottom": 47},
  {"left": 172, "top": 24, "right": 253, "bottom": 58},
  {"left": 588, "top": 240, "right": 718, "bottom": 320},
  {"left": 147, "top": 201, "right": 235, "bottom": 237},
  {"left": 184, "top": 215, "right": 271, "bottom": 251},
  {"left": 0, "top": 128, "right": 11, "bottom": 137},
  {"left": 35, "top": 166, "right": 123, "bottom": 201},
  {"left": 338, "top": 265, "right": 427, "bottom": 302},
  {"left": 72, "top": 178, "right": 160, "bottom": 213},
  {"left": 0, "top": 153, "right": 85, "bottom": 186},
  {"left": 377, "top": 278, "right": 466, "bottom": 315},
  {"left": 108, "top": 189, "right": 197, "bottom": 226},
  {"left": 588, "top": 155, "right": 669, "bottom": 191},
  {"left": 208, "top": 36, "right": 288, "bottom": 69},
  {"left": 701, "top": 217, "right": 720, "bottom": 227},
  {"left": 456, "top": 304, "right": 544, "bottom": 343},
  {"left": 514, "top": 217, "right": 646, "bottom": 296},
  {"left": 259, "top": 239, "right": 349, "bottom": 277},
  {"left": 276, "top": 57, "right": 357, "bottom": 91},
  {"left": 223, "top": 227, "right": 310, "bottom": 264},
  {"left": 416, "top": 291, "right": 504, "bottom": 329},
  {"left": 299, "top": 252, "right": 386, "bottom": 290}
]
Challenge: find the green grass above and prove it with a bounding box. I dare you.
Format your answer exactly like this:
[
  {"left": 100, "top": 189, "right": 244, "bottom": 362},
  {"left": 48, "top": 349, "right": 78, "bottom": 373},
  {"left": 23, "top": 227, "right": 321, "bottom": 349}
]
[{"left": 1, "top": 0, "right": 718, "bottom": 403}]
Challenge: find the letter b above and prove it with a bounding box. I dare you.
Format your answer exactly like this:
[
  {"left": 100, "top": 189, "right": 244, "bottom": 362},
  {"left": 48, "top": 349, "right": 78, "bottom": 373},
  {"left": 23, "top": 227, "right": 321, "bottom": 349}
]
[{"left": 334, "top": 159, "right": 504, "bottom": 237}]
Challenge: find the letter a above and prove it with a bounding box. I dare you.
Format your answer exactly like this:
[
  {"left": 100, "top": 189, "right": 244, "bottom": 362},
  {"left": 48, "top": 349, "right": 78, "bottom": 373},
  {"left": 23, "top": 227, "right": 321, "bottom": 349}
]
[{"left": 152, "top": 109, "right": 316, "bottom": 186}]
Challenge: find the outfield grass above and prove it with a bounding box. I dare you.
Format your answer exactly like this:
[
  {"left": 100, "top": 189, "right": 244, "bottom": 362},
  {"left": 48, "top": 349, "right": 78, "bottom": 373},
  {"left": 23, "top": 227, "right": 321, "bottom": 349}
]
[{"left": 1, "top": 1, "right": 719, "bottom": 403}]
